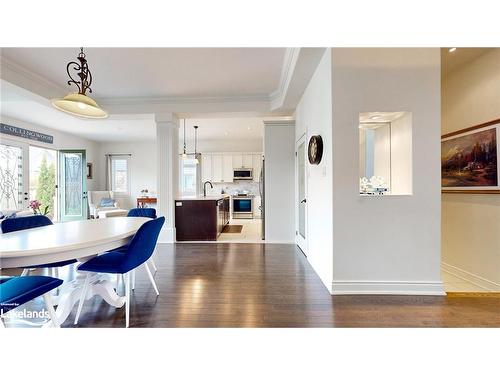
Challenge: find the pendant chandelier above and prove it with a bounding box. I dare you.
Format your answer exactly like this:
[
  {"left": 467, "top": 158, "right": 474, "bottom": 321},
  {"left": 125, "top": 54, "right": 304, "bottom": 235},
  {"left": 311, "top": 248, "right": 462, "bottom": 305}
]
[
  {"left": 179, "top": 119, "right": 200, "bottom": 164},
  {"left": 193, "top": 125, "right": 200, "bottom": 164},
  {"left": 51, "top": 48, "right": 108, "bottom": 119},
  {"left": 181, "top": 119, "right": 188, "bottom": 159}
]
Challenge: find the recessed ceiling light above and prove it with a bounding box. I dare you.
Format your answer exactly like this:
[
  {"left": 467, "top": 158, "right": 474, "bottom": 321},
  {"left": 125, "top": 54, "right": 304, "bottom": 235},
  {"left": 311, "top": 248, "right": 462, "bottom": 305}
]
[
  {"left": 448, "top": 47, "right": 457, "bottom": 53},
  {"left": 247, "top": 126, "right": 251, "bottom": 130}
]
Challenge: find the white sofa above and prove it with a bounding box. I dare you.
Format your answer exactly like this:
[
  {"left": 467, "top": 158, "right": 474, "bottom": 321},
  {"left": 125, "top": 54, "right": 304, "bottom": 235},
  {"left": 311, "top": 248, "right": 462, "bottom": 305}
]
[{"left": 88, "top": 191, "right": 123, "bottom": 219}]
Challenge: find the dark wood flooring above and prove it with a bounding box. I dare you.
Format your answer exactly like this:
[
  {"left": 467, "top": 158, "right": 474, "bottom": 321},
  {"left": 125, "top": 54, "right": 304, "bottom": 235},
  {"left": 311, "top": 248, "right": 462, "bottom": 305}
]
[{"left": 3, "top": 243, "right": 500, "bottom": 327}]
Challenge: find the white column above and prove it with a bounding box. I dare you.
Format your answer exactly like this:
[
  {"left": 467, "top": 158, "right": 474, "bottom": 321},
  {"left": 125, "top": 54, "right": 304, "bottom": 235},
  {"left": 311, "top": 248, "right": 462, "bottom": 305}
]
[{"left": 155, "top": 113, "right": 179, "bottom": 242}]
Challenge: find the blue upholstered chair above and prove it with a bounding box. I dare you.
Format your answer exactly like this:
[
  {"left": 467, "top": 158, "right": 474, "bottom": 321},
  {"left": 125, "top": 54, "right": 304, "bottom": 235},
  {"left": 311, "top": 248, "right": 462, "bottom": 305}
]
[
  {"left": 74, "top": 217, "right": 165, "bottom": 327},
  {"left": 1, "top": 216, "right": 77, "bottom": 277},
  {"left": 0, "top": 276, "right": 63, "bottom": 328},
  {"left": 127, "top": 208, "right": 157, "bottom": 218},
  {"left": 127, "top": 208, "right": 158, "bottom": 274}
]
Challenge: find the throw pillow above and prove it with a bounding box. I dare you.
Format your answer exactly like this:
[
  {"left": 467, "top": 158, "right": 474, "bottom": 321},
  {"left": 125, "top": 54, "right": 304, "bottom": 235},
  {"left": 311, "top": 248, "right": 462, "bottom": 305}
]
[{"left": 100, "top": 198, "right": 116, "bottom": 207}]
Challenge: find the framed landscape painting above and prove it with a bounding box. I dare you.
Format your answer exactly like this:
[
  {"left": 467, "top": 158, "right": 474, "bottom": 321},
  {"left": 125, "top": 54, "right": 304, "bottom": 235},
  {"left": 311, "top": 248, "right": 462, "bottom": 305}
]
[{"left": 441, "top": 119, "right": 499, "bottom": 193}]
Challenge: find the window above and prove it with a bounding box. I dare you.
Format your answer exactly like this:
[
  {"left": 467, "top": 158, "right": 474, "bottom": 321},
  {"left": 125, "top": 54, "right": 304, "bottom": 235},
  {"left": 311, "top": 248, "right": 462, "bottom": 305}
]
[
  {"left": 180, "top": 158, "right": 198, "bottom": 196},
  {"left": 110, "top": 156, "right": 130, "bottom": 194}
]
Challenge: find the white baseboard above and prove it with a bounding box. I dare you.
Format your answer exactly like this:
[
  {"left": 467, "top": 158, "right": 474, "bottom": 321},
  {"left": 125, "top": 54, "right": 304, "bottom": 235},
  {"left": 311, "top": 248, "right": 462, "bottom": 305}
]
[
  {"left": 441, "top": 262, "right": 500, "bottom": 291},
  {"left": 158, "top": 227, "right": 175, "bottom": 243},
  {"left": 331, "top": 280, "right": 446, "bottom": 296}
]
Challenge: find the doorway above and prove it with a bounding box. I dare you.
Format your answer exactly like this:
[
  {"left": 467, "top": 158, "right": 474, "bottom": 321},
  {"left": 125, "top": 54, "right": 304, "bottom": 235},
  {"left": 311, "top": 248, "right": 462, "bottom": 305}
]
[
  {"left": 0, "top": 140, "right": 28, "bottom": 212},
  {"left": 29, "top": 145, "right": 58, "bottom": 220},
  {"left": 59, "top": 150, "right": 87, "bottom": 221},
  {"left": 295, "top": 134, "right": 307, "bottom": 254}
]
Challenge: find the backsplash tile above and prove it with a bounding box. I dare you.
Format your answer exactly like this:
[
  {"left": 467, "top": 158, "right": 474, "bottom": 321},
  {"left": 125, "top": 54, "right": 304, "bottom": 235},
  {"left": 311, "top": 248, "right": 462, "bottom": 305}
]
[{"left": 210, "top": 181, "right": 260, "bottom": 196}]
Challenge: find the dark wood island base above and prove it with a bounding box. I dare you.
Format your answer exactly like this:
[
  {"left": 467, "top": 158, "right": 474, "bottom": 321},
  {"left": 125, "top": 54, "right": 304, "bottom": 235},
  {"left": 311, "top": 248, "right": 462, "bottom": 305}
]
[{"left": 175, "top": 196, "right": 230, "bottom": 241}]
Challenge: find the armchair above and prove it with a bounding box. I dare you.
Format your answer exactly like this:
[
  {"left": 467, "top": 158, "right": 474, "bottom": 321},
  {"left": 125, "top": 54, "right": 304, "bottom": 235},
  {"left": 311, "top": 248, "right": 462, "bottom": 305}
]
[{"left": 88, "top": 191, "right": 121, "bottom": 218}]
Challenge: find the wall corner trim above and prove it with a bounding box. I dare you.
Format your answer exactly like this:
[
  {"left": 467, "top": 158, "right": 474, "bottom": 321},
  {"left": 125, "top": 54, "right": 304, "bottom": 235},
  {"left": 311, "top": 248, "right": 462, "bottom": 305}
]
[{"left": 331, "top": 280, "right": 446, "bottom": 296}]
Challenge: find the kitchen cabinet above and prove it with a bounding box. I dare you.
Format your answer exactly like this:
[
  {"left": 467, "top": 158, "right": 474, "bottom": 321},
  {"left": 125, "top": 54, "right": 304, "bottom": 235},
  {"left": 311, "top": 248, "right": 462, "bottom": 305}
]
[
  {"left": 211, "top": 154, "right": 233, "bottom": 183},
  {"left": 202, "top": 152, "right": 263, "bottom": 182},
  {"left": 232, "top": 153, "right": 253, "bottom": 168},
  {"left": 222, "top": 154, "right": 233, "bottom": 182},
  {"left": 175, "top": 196, "right": 230, "bottom": 241},
  {"left": 242, "top": 154, "right": 253, "bottom": 168},
  {"left": 211, "top": 154, "right": 222, "bottom": 182},
  {"left": 201, "top": 154, "right": 212, "bottom": 183},
  {"left": 232, "top": 154, "right": 243, "bottom": 169}
]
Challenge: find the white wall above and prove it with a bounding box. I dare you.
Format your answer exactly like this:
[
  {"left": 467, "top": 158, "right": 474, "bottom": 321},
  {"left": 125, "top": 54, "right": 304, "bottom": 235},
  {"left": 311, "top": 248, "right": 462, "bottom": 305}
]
[
  {"left": 264, "top": 121, "right": 295, "bottom": 243},
  {"left": 97, "top": 141, "right": 157, "bottom": 209},
  {"left": 0, "top": 115, "right": 101, "bottom": 191},
  {"left": 373, "top": 125, "right": 391, "bottom": 187},
  {"left": 390, "top": 113, "right": 413, "bottom": 195},
  {"left": 294, "top": 49, "right": 334, "bottom": 291},
  {"left": 441, "top": 49, "right": 500, "bottom": 289},
  {"left": 330, "top": 48, "right": 443, "bottom": 294}
]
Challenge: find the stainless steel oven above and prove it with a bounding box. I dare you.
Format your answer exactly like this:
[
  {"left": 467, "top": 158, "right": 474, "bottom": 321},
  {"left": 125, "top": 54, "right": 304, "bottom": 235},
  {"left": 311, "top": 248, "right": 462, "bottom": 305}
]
[
  {"left": 232, "top": 196, "right": 253, "bottom": 219},
  {"left": 233, "top": 168, "right": 253, "bottom": 180}
]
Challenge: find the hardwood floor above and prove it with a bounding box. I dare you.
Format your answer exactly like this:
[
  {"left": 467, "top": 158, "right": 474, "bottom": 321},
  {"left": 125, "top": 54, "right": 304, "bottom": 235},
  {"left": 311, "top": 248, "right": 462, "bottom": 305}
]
[{"left": 3, "top": 243, "right": 500, "bottom": 327}]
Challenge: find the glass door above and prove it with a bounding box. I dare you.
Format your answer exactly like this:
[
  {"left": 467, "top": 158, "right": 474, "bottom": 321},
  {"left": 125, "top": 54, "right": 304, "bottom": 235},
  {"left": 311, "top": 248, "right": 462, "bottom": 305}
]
[
  {"left": 59, "top": 150, "right": 87, "bottom": 221},
  {"left": 295, "top": 134, "right": 307, "bottom": 254},
  {"left": 29, "top": 146, "right": 58, "bottom": 220},
  {"left": 0, "top": 141, "right": 29, "bottom": 212}
]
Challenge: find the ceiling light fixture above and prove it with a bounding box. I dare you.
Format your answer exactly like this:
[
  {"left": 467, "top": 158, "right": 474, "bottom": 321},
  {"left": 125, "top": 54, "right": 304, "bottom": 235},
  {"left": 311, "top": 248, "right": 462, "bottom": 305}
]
[
  {"left": 369, "top": 115, "right": 382, "bottom": 120},
  {"left": 193, "top": 125, "right": 200, "bottom": 165},
  {"left": 52, "top": 48, "right": 108, "bottom": 119},
  {"left": 181, "top": 119, "right": 188, "bottom": 159},
  {"left": 448, "top": 47, "right": 457, "bottom": 53}
]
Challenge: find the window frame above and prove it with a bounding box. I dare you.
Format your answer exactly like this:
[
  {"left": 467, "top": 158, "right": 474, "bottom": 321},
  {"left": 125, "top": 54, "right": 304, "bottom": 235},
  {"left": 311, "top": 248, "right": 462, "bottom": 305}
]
[{"left": 110, "top": 155, "right": 131, "bottom": 196}]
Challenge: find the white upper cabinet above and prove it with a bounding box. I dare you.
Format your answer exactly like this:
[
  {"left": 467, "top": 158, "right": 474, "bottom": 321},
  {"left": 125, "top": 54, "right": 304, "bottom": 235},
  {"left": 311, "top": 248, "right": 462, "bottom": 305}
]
[
  {"left": 222, "top": 155, "right": 233, "bottom": 182},
  {"left": 202, "top": 152, "right": 263, "bottom": 182},
  {"left": 212, "top": 154, "right": 223, "bottom": 182},
  {"left": 242, "top": 154, "right": 253, "bottom": 168},
  {"left": 232, "top": 154, "right": 243, "bottom": 169},
  {"left": 252, "top": 154, "right": 262, "bottom": 182},
  {"left": 201, "top": 154, "right": 212, "bottom": 183}
]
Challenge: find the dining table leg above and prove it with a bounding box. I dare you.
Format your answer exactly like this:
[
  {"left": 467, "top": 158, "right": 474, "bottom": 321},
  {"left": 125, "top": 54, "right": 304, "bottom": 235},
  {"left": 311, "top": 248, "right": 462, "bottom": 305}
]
[{"left": 44, "top": 272, "right": 126, "bottom": 327}]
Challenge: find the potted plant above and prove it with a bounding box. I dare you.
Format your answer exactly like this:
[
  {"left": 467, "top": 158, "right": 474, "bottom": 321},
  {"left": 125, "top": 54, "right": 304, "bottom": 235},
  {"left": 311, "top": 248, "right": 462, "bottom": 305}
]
[{"left": 29, "top": 199, "right": 50, "bottom": 216}]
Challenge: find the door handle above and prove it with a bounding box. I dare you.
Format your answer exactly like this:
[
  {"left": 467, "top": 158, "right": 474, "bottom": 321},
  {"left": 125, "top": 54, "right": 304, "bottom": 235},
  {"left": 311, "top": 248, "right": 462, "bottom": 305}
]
[{"left": 300, "top": 199, "right": 307, "bottom": 204}]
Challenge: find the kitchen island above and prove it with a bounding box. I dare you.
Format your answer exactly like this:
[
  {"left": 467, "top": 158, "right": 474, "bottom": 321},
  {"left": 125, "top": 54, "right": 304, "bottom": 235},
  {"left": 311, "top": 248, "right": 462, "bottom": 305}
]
[{"left": 175, "top": 195, "right": 230, "bottom": 241}]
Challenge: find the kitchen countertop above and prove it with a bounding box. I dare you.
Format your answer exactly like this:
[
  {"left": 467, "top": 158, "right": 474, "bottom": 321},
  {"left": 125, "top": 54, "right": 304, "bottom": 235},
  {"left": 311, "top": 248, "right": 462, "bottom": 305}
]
[{"left": 175, "top": 194, "right": 230, "bottom": 201}]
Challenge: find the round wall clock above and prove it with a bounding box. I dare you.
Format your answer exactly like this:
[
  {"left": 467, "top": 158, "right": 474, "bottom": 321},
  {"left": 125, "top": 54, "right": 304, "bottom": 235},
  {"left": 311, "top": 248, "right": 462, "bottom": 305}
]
[{"left": 308, "top": 135, "right": 323, "bottom": 165}]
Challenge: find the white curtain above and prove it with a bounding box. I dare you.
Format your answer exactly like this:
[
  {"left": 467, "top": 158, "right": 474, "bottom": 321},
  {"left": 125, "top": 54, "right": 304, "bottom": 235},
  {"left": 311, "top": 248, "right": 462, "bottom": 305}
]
[{"left": 105, "top": 154, "right": 112, "bottom": 191}]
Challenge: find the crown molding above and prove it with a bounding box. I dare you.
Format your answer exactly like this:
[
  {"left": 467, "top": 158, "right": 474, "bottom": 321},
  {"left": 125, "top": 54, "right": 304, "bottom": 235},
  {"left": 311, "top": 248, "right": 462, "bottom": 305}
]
[
  {"left": 1, "top": 48, "right": 320, "bottom": 115},
  {"left": 269, "top": 48, "right": 300, "bottom": 110},
  {"left": 0, "top": 56, "right": 67, "bottom": 98}
]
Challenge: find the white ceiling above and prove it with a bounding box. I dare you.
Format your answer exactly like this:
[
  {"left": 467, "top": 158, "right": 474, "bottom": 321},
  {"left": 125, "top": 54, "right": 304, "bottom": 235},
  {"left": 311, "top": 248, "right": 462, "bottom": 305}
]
[
  {"left": 1, "top": 80, "right": 156, "bottom": 142},
  {"left": 441, "top": 48, "right": 492, "bottom": 77},
  {"left": 1, "top": 48, "right": 286, "bottom": 99},
  {"left": 182, "top": 117, "right": 265, "bottom": 144}
]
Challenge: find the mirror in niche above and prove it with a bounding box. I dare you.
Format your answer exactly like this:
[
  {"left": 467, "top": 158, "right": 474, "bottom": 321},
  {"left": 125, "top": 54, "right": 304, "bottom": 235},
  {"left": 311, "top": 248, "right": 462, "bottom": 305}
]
[{"left": 359, "top": 112, "right": 413, "bottom": 196}]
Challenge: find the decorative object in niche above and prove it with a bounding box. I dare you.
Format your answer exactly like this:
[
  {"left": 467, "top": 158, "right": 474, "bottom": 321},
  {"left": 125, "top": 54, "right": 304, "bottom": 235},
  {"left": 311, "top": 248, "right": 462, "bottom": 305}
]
[
  {"left": 441, "top": 118, "right": 499, "bottom": 194},
  {"left": 360, "top": 176, "right": 389, "bottom": 195},
  {"left": 308, "top": 135, "right": 323, "bottom": 165},
  {"left": 359, "top": 111, "right": 413, "bottom": 196}
]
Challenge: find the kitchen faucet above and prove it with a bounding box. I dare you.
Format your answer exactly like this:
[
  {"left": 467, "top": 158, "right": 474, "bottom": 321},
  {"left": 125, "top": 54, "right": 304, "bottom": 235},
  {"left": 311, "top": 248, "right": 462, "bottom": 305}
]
[{"left": 203, "top": 181, "right": 213, "bottom": 197}]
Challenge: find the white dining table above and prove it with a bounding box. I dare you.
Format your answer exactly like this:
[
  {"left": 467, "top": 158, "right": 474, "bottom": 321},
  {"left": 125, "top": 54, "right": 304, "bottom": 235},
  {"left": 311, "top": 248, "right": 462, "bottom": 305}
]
[{"left": 0, "top": 217, "right": 149, "bottom": 326}]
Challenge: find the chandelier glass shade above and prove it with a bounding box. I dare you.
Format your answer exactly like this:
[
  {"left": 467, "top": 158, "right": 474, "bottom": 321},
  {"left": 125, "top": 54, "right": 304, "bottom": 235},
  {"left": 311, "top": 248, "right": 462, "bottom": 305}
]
[{"left": 51, "top": 48, "right": 108, "bottom": 119}]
